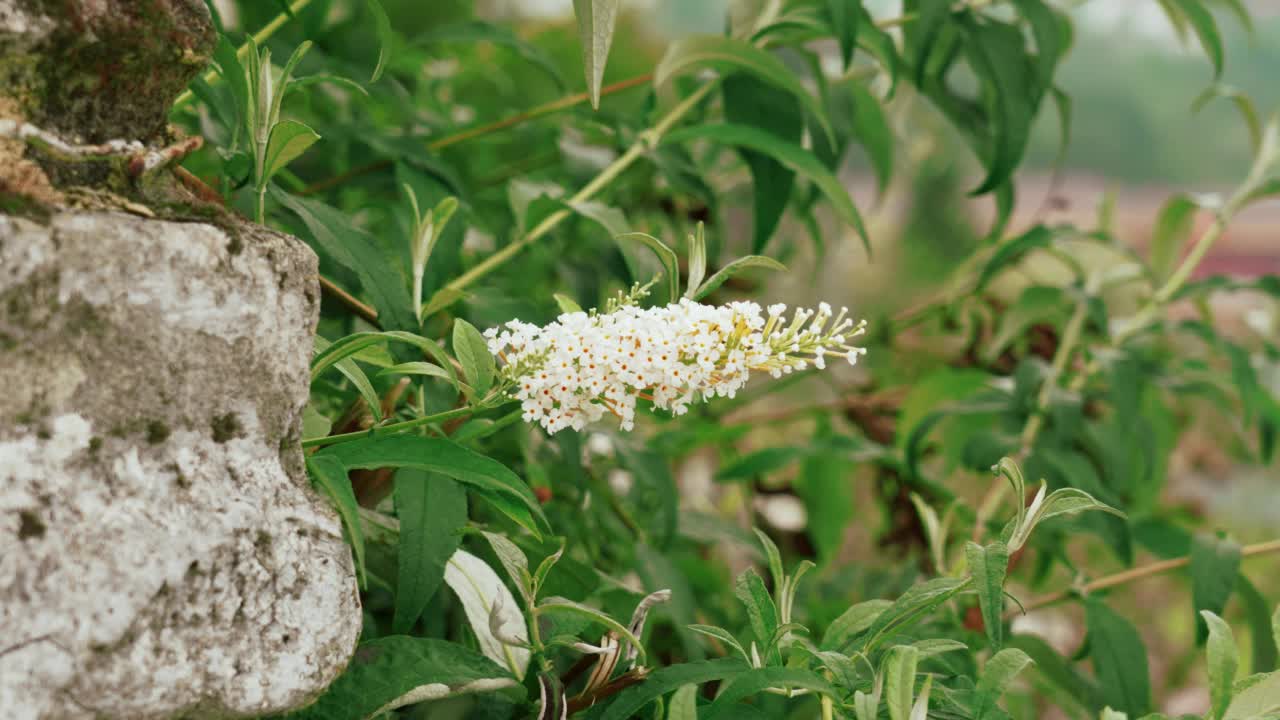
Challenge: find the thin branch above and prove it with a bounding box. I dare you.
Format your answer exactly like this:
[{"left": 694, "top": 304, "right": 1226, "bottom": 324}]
[
  {"left": 566, "top": 669, "right": 649, "bottom": 715},
  {"left": 318, "top": 275, "right": 380, "bottom": 328},
  {"left": 1010, "top": 537, "right": 1280, "bottom": 618},
  {"left": 297, "top": 74, "right": 653, "bottom": 196},
  {"left": 173, "top": 0, "right": 316, "bottom": 109}
]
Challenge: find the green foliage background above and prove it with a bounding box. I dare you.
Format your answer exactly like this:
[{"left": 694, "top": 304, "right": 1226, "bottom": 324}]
[{"left": 173, "top": 1, "right": 1280, "bottom": 718}]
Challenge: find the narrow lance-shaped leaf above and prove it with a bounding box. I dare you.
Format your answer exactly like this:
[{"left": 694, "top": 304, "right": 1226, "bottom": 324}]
[
  {"left": 1171, "top": 0, "right": 1224, "bottom": 78},
  {"left": 365, "top": 0, "right": 392, "bottom": 82},
  {"left": 453, "top": 318, "right": 496, "bottom": 398},
  {"left": 1201, "top": 610, "right": 1238, "bottom": 720},
  {"left": 306, "top": 455, "right": 366, "bottom": 587},
  {"left": 704, "top": 668, "right": 838, "bottom": 719},
  {"left": 973, "top": 648, "right": 1035, "bottom": 720},
  {"left": 885, "top": 645, "right": 919, "bottom": 720},
  {"left": 654, "top": 35, "right": 834, "bottom": 144},
  {"left": 722, "top": 72, "right": 802, "bottom": 253},
  {"left": 693, "top": 256, "right": 786, "bottom": 301},
  {"left": 393, "top": 470, "right": 465, "bottom": 634},
  {"left": 317, "top": 435, "right": 546, "bottom": 538},
  {"left": 668, "top": 684, "right": 699, "bottom": 720},
  {"left": 1191, "top": 534, "right": 1242, "bottom": 644},
  {"left": 616, "top": 232, "right": 680, "bottom": 304},
  {"left": 827, "top": 0, "right": 861, "bottom": 69},
  {"left": 734, "top": 568, "right": 779, "bottom": 660},
  {"left": 444, "top": 549, "right": 531, "bottom": 678},
  {"left": 288, "top": 637, "right": 515, "bottom": 720},
  {"left": 1087, "top": 598, "right": 1152, "bottom": 716},
  {"left": 598, "top": 658, "right": 750, "bottom": 720},
  {"left": 966, "top": 541, "right": 1010, "bottom": 649},
  {"left": 572, "top": 0, "right": 620, "bottom": 109},
  {"left": 663, "top": 123, "right": 868, "bottom": 254},
  {"left": 263, "top": 119, "right": 320, "bottom": 180}
]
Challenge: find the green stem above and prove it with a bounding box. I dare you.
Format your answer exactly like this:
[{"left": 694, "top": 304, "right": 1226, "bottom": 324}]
[
  {"left": 174, "top": 0, "right": 315, "bottom": 110},
  {"left": 302, "top": 405, "right": 480, "bottom": 448},
  {"left": 972, "top": 278, "right": 1094, "bottom": 541},
  {"left": 255, "top": 184, "right": 267, "bottom": 224},
  {"left": 422, "top": 80, "right": 720, "bottom": 317}
]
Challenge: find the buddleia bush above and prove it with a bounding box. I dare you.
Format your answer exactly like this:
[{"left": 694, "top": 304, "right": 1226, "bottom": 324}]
[{"left": 173, "top": 1, "right": 1280, "bottom": 718}]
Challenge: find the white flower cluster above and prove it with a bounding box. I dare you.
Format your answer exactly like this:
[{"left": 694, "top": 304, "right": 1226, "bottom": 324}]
[{"left": 484, "top": 299, "right": 867, "bottom": 434}]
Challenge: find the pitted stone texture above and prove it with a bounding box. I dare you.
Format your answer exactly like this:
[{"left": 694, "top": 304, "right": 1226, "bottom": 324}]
[
  {"left": 0, "top": 211, "right": 361, "bottom": 719},
  {"left": 0, "top": 0, "right": 214, "bottom": 141}
]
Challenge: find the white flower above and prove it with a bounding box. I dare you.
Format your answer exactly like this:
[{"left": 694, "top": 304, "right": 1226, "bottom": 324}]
[{"left": 487, "top": 298, "right": 867, "bottom": 434}]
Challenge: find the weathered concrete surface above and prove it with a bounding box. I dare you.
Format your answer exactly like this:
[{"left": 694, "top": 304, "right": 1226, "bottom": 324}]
[
  {"left": 0, "top": 1, "right": 362, "bottom": 717},
  {"left": 0, "top": 211, "right": 361, "bottom": 718}
]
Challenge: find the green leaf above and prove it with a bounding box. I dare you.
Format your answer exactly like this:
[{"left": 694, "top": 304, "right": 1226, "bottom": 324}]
[
  {"left": 722, "top": 72, "right": 803, "bottom": 253},
  {"left": 663, "top": 123, "right": 867, "bottom": 253},
  {"left": 846, "top": 80, "right": 894, "bottom": 196},
  {"left": 686, "top": 222, "right": 707, "bottom": 298},
  {"left": 973, "top": 648, "right": 1035, "bottom": 720},
  {"left": 861, "top": 578, "right": 968, "bottom": 653},
  {"left": 654, "top": 35, "right": 833, "bottom": 143},
  {"left": 378, "top": 361, "right": 464, "bottom": 391},
  {"left": 958, "top": 16, "right": 1038, "bottom": 195},
  {"left": 553, "top": 293, "right": 583, "bottom": 314},
  {"left": 314, "top": 335, "right": 384, "bottom": 422},
  {"left": 286, "top": 637, "right": 514, "bottom": 719},
  {"left": 704, "top": 668, "right": 837, "bottom": 719},
  {"left": 537, "top": 597, "right": 646, "bottom": 661},
  {"left": 598, "top": 658, "right": 750, "bottom": 720},
  {"left": 1007, "top": 634, "right": 1106, "bottom": 715},
  {"left": 752, "top": 528, "right": 785, "bottom": 591},
  {"left": 692, "top": 255, "right": 787, "bottom": 301},
  {"left": 453, "top": 318, "right": 495, "bottom": 398},
  {"left": 306, "top": 455, "right": 366, "bottom": 587},
  {"left": 827, "top": 0, "right": 861, "bottom": 69},
  {"left": 886, "top": 645, "right": 919, "bottom": 720},
  {"left": 364, "top": 0, "right": 392, "bottom": 83},
  {"left": 616, "top": 232, "right": 680, "bottom": 304},
  {"left": 302, "top": 403, "right": 332, "bottom": 441},
  {"left": 393, "top": 471, "right": 465, "bottom": 633},
  {"left": 668, "top": 684, "right": 699, "bottom": 719},
  {"left": 1192, "top": 534, "right": 1242, "bottom": 644},
  {"left": 444, "top": 549, "right": 531, "bottom": 678},
  {"left": 1202, "top": 610, "right": 1239, "bottom": 720},
  {"left": 1193, "top": 84, "right": 1262, "bottom": 152},
  {"left": 822, "top": 599, "right": 892, "bottom": 651},
  {"left": 966, "top": 541, "right": 1010, "bottom": 650},
  {"left": 687, "top": 624, "right": 748, "bottom": 660},
  {"left": 313, "top": 331, "right": 456, "bottom": 389},
  {"left": 797, "top": 449, "right": 854, "bottom": 564},
  {"left": 1149, "top": 194, "right": 1199, "bottom": 283},
  {"left": 317, "top": 435, "right": 546, "bottom": 538},
  {"left": 271, "top": 188, "right": 418, "bottom": 332},
  {"left": 482, "top": 530, "right": 532, "bottom": 604},
  {"left": 734, "top": 568, "right": 779, "bottom": 657},
  {"left": 716, "top": 445, "right": 793, "bottom": 479},
  {"left": 415, "top": 20, "right": 565, "bottom": 89},
  {"left": 1224, "top": 670, "right": 1280, "bottom": 720},
  {"left": 1236, "top": 576, "right": 1278, "bottom": 673},
  {"left": 1171, "top": 0, "right": 1224, "bottom": 78},
  {"left": 1087, "top": 598, "right": 1152, "bottom": 716},
  {"left": 572, "top": 0, "right": 620, "bottom": 109},
  {"left": 263, "top": 119, "right": 320, "bottom": 180}
]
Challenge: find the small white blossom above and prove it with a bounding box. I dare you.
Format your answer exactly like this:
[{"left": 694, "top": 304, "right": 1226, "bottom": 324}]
[{"left": 486, "top": 299, "right": 867, "bottom": 434}]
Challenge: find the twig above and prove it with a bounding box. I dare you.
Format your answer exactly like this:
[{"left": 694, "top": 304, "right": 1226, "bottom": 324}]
[
  {"left": 173, "top": 0, "right": 316, "bottom": 109},
  {"left": 318, "top": 275, "right": 380, "bottom": 328},
  {"left": 566, "top": 669, "right": 649, "bottom": 715},
  {"left": 297, "top": 74, "right": 654, "bottom": 196},
  {"left": 1010, "top": 538, "right": 1280, "bottom": 618}
]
